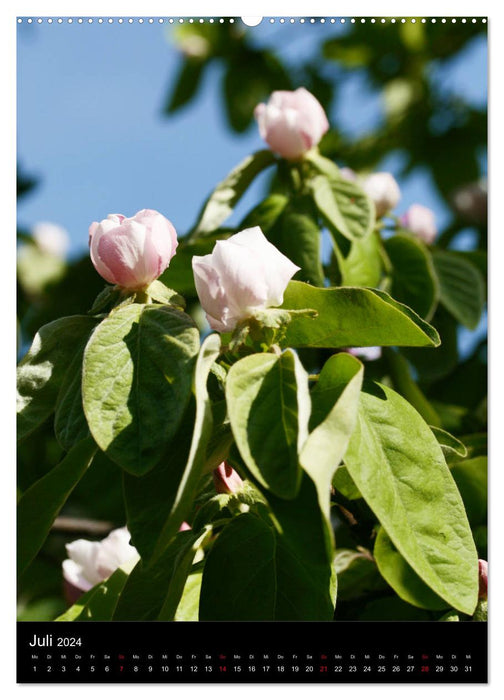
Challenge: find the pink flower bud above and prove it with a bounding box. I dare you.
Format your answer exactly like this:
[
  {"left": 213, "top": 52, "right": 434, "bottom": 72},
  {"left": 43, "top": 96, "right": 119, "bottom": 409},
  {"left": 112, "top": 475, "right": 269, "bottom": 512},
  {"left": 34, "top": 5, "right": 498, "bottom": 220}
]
[
  {"left": 363, "top": 172, "right": 401, "bottom": 218},
  {"left": 89, "top": 209, "right": 178, "bottom": 290},
  {"left": 179, "top": 521, "right": 192, "bottom": 532},
  {"left": 254, "top": 88, "right": 329, "bottom": 160},
  {"left": 478, "top": 559, "right": 488, "bottom": 600},
  {"left": 400, "top": 204, "right": 437, "bottom": 244},
  {"left": 192, "top": 226, "right": 300, "bottom": 332},
  {"left": 213, "top": 462, "right": 244, "bottom": 494}
]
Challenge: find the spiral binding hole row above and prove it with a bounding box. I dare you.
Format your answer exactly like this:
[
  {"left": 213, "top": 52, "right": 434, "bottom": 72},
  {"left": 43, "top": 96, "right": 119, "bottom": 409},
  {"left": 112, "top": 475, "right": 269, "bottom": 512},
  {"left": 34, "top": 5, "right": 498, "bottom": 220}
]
[{"left": 17, "top": 17, "right": 488, "bottom": 25}]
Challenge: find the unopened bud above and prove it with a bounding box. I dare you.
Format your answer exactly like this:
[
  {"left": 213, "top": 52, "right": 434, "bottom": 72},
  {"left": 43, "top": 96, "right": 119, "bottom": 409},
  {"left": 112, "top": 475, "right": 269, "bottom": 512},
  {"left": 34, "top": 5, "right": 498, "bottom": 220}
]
[{"left": 213, "top": 462, "right": 244, "bottom": 495}]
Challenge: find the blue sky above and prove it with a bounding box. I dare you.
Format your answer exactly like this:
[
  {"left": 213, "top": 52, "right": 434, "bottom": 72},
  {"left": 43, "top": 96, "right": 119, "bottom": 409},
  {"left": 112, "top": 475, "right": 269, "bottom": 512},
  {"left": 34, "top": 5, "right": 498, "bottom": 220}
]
[{"left": 17, "top": 19, "right": 487, "bottom": 255}]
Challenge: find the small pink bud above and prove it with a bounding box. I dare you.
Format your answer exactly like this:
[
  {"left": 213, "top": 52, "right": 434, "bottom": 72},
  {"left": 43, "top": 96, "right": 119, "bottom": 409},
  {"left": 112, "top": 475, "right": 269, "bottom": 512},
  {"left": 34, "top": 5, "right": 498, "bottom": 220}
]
[
  {"left": 400, "top": 204, "right": 437, "bottom": 244},
  {"left": 89, "top": 209, "right": 178, "bottom": 290},
  {"left": 478, "top": 559, "right": 488, "bottom": 600},
  {"left": 254, "top": 88, "right": 329, "bottom": 160},
  {"left": 363, "top": 172, "right": 401, "bottom": 218},
  {"left": 213, "top": 462, "right": 244, "bottom": 495},
  {"left": 179, "top": 521, "right": 192, "bottom": 532}
]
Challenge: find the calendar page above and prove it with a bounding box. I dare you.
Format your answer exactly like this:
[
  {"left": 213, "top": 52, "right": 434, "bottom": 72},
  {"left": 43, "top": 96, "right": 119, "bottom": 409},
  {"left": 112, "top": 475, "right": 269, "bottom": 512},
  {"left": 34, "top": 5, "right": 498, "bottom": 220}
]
[{"left": 16, "top": 14, "right": 488, "bottom": 684}]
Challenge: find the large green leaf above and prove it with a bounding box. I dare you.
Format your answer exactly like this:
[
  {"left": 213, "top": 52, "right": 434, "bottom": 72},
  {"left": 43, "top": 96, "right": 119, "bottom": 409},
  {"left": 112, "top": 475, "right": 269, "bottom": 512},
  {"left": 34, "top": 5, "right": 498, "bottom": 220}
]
[
  {"left": 82, "top": 304, "right": 199, "bottom": 476},
  {"left": 123, "top": 334, "right": 221, "bottom": 562},
  {"left": 200, "top": 481, "right": 335, "bottom": 622},
  {"left": 304, "top": 154, "right": 375, "bottom": 241},
  {"left": 432, "top": 250, "right": 485, "bottom": 329},
  {"left": 262, "top": 474, "right": 336, "bottom": 620},
  {"left": 56, "top": 559, "right": 137, "bottom": 621},
  {"left": 451, "top": 456, "right": 487, "bottom": 527},
  {"left": 384, "top": 349, "right": 441, "bottom": 427},
  {"left": 165, "top": 57, "right": 206, "bottom": 113},
  {"left": 267, "top": 197, "right": 325, "bottom": 287},
  {"left": 17, "top": 315, "right": 97, "bottom": 441},
  {"left": 113, "top": 529, "right": 205, "bottom": 621},
  {"left": 17, "top": 437, "right": 97, "bottom": 576},
  {"left": 300, "top": 353, "right": 363, "bottom": 521},
  {"left": 199, "top": 512, "right": 277, "bottom": 620},
  {"left": 384, "top": 233, "right": 439, "bottom": 320},
  {"left": 335, "top": 231, "right": 383, "bottom": 287},
  {"left": 191, "top": 150, "right": 276, "bottom": 236},
  {"left": 54, "top": 345, "right": 89, "bottom": 451},
  {"left": 157, "top": 528, "right": 211, "bottom": 620},
  {"left": 175, "top": 566, "right": 203, "bottom": 621},
  {"left": 226, "top": 350, "right": 311, "bottom": 499},
  {"left": 344, "top": 382, "right": 479, "bottom": 614},
  {"left": 281, "top": 281, "right": 440, "bottom": 348},
  {"left": 309, "top": 174, "right": 375, "bottom": 242},
  {"left": 374, "top": 527, "right": 449, "bottom": 610}
]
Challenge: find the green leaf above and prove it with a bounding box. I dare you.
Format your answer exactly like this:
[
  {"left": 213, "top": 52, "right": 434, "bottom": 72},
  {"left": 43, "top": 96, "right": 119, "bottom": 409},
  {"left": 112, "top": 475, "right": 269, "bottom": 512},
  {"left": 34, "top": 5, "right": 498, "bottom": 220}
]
[
  {"left": 17, "top": 316, "right": 98, "bottom": 441},
  {"left": 334, "top": 549, "right": 387, "bottom": 602},
  {"left": 384, "top": 233, "right": 439, "bottom": 320},
  {"left": 222, "top": 50, "right": 292, "bottom": 132},
  {"left": 451, "top": 456, "right": 487, "bottom": 527},
  {"left": 191, "top": 150, "right": 276, "bottom": 236},
  {"left": 226, "top": 350, "right": 310, "bottom": 499},
  {"left": 17, "top": 437, "right": 97, "bottom": 576},
  {"left": 165, "top": 57, "right": 206, "bottom": 113},
  {"left": 113, "top": 530, "right": 201, "bottom": 621},
  {"left": 304, "top": 155, "right": 375, "bottom": 241},
  {"left": 374, "top": 527, "right": 449, "bottom": 610},
  {"left": 332, "top": 466, "right": 362, "bottom": 500},
  {"left": 145, "top": 280, "right": 185, "bottom": 308},
  {"left": 82, "top": 304, "right": 199, "bottom": 476},
  {"left": 309, "top": 174, "right": 375, "bottom": 242},
  {"left": 123, "top": 334, "right": 221, "bottom": 561},
  {"left": 281, "top": 281, "right": 440, "bottom": 348},
  {"left": 403, "top": 307, "right": 459, "bottom": 382},
  {"left": 56, "top": 560, "right": 137, "bottom": 621},
  {"left": 432, "top": 250, "right": 485, "bottom": 329},
  {"left": 300, "top": 353, "right": 363, "bottom": 521},
  {"left": 200, "top": 481, "right": 335, "bottom": 622},
  {"left": 336, "top": 232, "right": 383, "bottom": 287},
  {"left": 344, "top": 382, "right": 479, "bottom": 614},
  {"left": 431, "top": 426, "right": 468, "bottom": 461},
  {"left": 384, "top": 348, "right": 441, "bottom": 427},
  {"left": 240, "top": 193, "right": 289, "bottom": 233},
  {"left": 174, "top": 566, "right": 203, "bottom": 621},
  {"left": 54, "top": 345, "right": 89, "bottom": 451},
  {"left": 199, "top": 512, "right": 277, "bottom": 620},
  {"left": 269, "top": 196, "right": 325, "bottom": 286},
  {"left": 157, "top": 528, "right": 211, "bottom": 620},
  {"left": 262, "top": 474, "right": 336, "bottom": 620}
]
